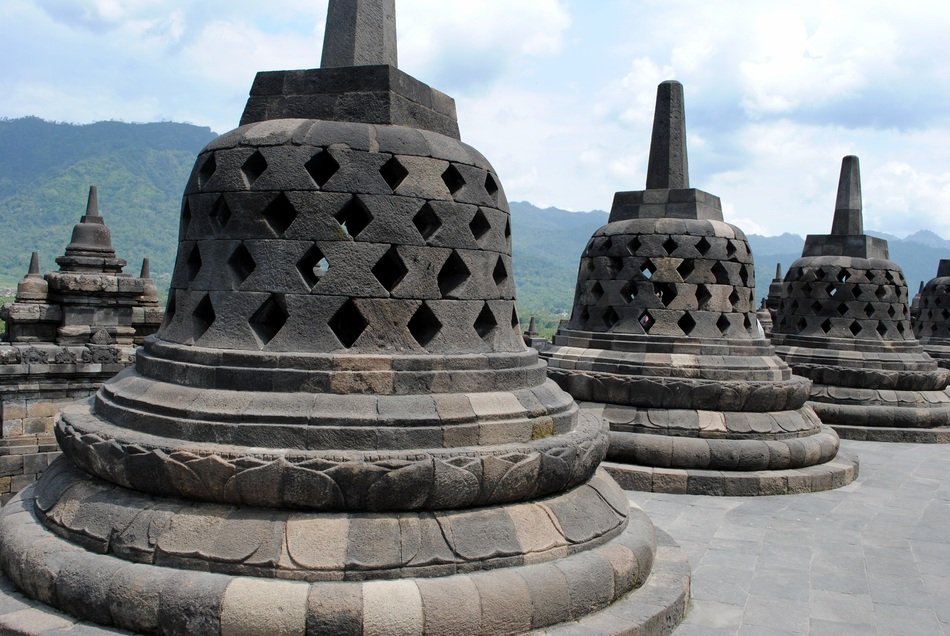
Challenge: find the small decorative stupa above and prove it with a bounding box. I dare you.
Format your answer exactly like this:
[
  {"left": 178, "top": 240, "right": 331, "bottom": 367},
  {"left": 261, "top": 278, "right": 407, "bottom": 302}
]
[
  {"left": 0, "top": 2, "right": 688, "bottom": 633},
  {"left": 772, "top": 157, "right": 950, "bottom": 442},
  {"left": 911, "top": 260, "right": 950, "bottom": 369},
  {"left": 538, "top": 81, "right": 857, "bottom": 495}
]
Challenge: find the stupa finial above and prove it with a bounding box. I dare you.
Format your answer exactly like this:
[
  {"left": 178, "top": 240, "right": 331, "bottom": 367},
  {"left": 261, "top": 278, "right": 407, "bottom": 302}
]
[
  {"left": 645, "top": 80, "right": 689, "bottom": 190},
  {"left": 775, "top": 263, "right": 782, "bottom": 279},
  {"left": 321, "top": 0, "right": 397, "bottom": 68},
  {"left": 28, "top": 251, "right": 40, "bottom": 275},
  {"left": 831, "top": 155, "right": 863, "bottom": 235},
  {"left": 84, "top": 185, "right": 100, "bottom": 219},
  {"left": 140, "top": 257, "right": 151, "bottom": 278}
]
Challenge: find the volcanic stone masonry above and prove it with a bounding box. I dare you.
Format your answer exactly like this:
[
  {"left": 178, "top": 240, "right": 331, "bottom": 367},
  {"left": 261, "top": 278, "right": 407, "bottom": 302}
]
[
  {"left": 913, "top": 260, "right": 950, "bottom": 369},
  {"left": 771, "top": 156, "right": 950, "bottom": 442},
  {"left": 0, "top": 186, "right": 161, "bottom": 505},
  {"left": 537, "top": 80, "right": 858, "bottom": 496},
  {"left": 0, "top": 1, "right": 689, "bottom": 634}
]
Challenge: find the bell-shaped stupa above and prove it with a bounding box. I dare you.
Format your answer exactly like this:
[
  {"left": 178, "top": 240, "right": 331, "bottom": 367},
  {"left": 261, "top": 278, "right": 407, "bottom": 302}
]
[
  {"left": 539, "top": 81, "right": 857, "bottom": 495},
  {"left": 0, "top": 3, "right": 689, "bottom": 633},
  {"left": 913, "top": 260, "right": 950, "bottom": 369},
  {"left": 772, "top": 157, "right": 950, "bottom": 442}
]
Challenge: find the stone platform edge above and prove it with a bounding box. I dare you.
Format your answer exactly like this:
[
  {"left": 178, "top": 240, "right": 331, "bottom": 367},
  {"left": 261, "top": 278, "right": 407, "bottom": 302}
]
[
  {"left": 831, "top": 424, "right": 950, "bottom": 444},
  {"left": 0, "top": 530, "right": 689, "bottom": 636},
  {"left": 602, "top": 452, "right": 859, "bottom": 496}
]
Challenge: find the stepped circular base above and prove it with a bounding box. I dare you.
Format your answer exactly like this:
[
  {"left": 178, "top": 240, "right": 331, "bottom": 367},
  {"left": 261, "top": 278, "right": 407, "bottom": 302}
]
[
  {"left": 0, "top": 464, "right": 689, "bottom": 635},
  {"left": 602, "top": 452, "right": 859, "bottom": 496},
  {"left": 831, "top": 424, "right": 950, "bottom": 443},
  {"left": 807, "top": 389, "right": 950, "bottom": 429}
]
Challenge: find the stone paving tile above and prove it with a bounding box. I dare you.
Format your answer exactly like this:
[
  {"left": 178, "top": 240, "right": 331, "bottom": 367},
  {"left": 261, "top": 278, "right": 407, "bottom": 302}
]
[{"left": 630, "top": 439, "right": 950, "bottom": 635}]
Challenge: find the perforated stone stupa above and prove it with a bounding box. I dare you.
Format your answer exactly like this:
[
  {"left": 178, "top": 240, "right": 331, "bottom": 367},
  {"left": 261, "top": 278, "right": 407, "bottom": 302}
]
[
  {"left": 913, "top": 260, "right": 950, "bottom": 369},
  {"left": 538, "top": 81, "right": 857, "bottom": 496},
  {"left": 772, "top": 157, "right": 950, "bottom": 442},
  {"left": 0, "top": 3, "right": 689, "bottom": 634}
]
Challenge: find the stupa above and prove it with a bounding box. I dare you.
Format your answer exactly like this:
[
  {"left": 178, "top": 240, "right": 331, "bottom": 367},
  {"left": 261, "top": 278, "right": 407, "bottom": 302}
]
[
  {"left": 538, "top": 81, "right": 857, "bottom": 495},
  {"left": 771, "top": 157, "right": 950, "bottom": 442},
  {"left": 0, "top": 2, "right": 688, "bottom": 633},
  {"left": 913, "top": 261, "right": 950, "bottom": 369}
]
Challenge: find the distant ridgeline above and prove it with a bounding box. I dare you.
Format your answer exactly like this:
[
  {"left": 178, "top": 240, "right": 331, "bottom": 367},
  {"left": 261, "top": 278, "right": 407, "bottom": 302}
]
[{"left": 0, "top": 118, "right": 946, "bottom": 324}]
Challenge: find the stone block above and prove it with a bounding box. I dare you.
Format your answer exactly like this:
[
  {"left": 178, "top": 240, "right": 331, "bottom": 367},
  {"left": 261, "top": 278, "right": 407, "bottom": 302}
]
[
  {"left": 362, "top": 580, "right": 424, "bottom": 635},
  {"left": 307, "top": 583, "right": 363, "bottom": 635},
  {"left": 416, "top": 575, "right": 482, "bottom": 635},
  {"left": 221, "top": 578, "right": 308, "bottom": 636}
]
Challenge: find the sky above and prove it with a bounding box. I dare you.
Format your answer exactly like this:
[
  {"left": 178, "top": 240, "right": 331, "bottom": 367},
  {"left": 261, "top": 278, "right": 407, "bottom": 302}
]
[{"left": 2, "top": 0, "right": 949, "bottom": 239}]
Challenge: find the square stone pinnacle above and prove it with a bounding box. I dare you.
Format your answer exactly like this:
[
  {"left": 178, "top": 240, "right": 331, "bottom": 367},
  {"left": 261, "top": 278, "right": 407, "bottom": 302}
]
[
  {"left": 608, "top": 188, "right": 723, "bottom": 223},
  {"left": 240, "top": 65, "right": 459, "bottom": 139}
]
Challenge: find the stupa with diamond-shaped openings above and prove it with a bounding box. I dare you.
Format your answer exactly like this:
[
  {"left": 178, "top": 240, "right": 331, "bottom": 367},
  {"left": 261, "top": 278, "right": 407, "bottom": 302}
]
[
  {"left": 538, "top": 81, "right": 858, "bottom": 495},
  {"left": 913, "top": 260, "right": 950, "bottom": 370},
  {"left": 772, "top": 161, "right": 950, "bottom": 442},
  {"left": 0, "top": 2, "right": 690, "bottom": 633}
]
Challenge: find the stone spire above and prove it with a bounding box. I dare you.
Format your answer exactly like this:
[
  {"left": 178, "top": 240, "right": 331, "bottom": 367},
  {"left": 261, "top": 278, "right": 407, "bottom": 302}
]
[
  {"left": 321, "top": 0, "right": 397, "bottom": 68},
  {"left": 775, "top": 262, "right": 782, "bottom": 279},
  {"left": 14, "top": 251, "right": 48, "bottom": 303},
  {"left": 646, "top": 80, "right": 689, "bottom": 189},
  {"left": 831, "top": 155, "right": 863, "bottom": 235}
]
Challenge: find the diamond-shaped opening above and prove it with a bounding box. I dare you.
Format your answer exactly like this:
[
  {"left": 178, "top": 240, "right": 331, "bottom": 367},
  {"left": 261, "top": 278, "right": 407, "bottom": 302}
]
[
  {"left": 815, "top": 267, "right": 826, "bottom": 281},
  {"left": 442, "top": 164, "right": 465, "bottom": 195},
  {"left": 209, "top": 196, "right": 232, "bottom": 231},
  {"left": 726, "top": 240, "right": 737, "bottom": 259},
  {"left": 163, "top": 292, "right": 177, "bottom": 327},
  {"left": 604, "top": 307, "right": 620, "bottom": 329},
  {"left": 305, "top": 150, "right": 340, "bottom": 187},
  {"left": 181, "top": 200, "right": 192, "bottom": 236},
  {"left": 875, "top": 286, "right": 887, "bottom": 300},
  {"left": 850, "top": 286, "right": 862, "bottom": 299},
  {"left": 695, "top": 284, "right": 712, "bottom": 309},
  {"left": 790, "top": 300, "right": 800, "bottom": 313},
  {"left": 580, "top": 306, "right": 590, "bottom": 322},
  {"left": 716, "top": 314, "right": 731, "bottom": 334},
  {"left": 511, "top": 306, "right": 519, "bottom": 330},
  {"left": 729, "top": 289, "right": 741, "bottom": 307},
  {"left": 820, "top": 318, "right": 833, "bottom": 333},
  {"left": 328, "top": 299, "right": 368, "bottom": 348},
  {"left": 887, "top": 305, "right": 897, "bottom": 318},
  {"left": 590, "top": 282, "right": 605, "bottom": 303},
  {"left": 241, "top": 151, "right": 267, "bottom": 187},
  {"left": 493, "top": 257, "right": 508, "bottom": 287},
  {"left": 372, "top": 246, "right": 408, "bottom": 293},
  {"left": 640, "top": 259, "right": 656, "bottom": 280},
  {"left": 678, "top": 312, "right": 697, "bottom": 335},
  {"left": 838, "top": 269, "right": 852, "bottom": 283},
  {"left": 438, "top": 251, "right": 471, "bottom": 297},
  {"left": 608, "top": 256, "right": 623, "bottom": 275},
  {"left": 263, "top": 193, "right": 298, "bottom": 236},
  {"left": 601, "top": 236, "right": 614, "bottom": 253},
  {"left": 896, "top": 321, "right": 906, "bottom": 335},
  {"left": 796, "top": 317, "right": 807, "bottom": 331},
  {"left": 227, "top": 243, "right": 256, "bottom": 286},
  {"left": 334, "top": 196, "right": 372, "bottom": 239},
  {"left": 628, "top": 236, "right": 642, "bottom": 254},
  {"left": 186, "top": 244, "right": 201, "bottom": 282},
  {"left": 409, "top": 303, "right": 442, "bottom": 347},
  {"left": 849, "top": 321, "right": 863, "bottom": 336},
  {"left": 380, "top": 156, "right": 409, "bottom": 191},
  {"left": 469, "top": 209, "right": 491, "bottom": 242},
  {"left": 802, "top": 282, "right": 813, "bottom": 296},
  {"left": 621, "top": 282, "right": 636, "bottom": 304},
  {"left": 638, "top": 309, "right": 654, "bottom": 332},
  {"left": 739, "top": 265, "right": 750, "bottom": 287},
  {"left": 743, "top": 314, "right": 753, "bottom": 330},
  {"left": 877, "top": 321, "right": 888, "bottom": 336},
  {"left": 662, "top": 237, "right": 677, "bottom": 255},
  {"left": 474, "top": 303, "right": 497, "bottom": 340},
  {"left": 711, "top": 262, "right": 729, "bottom": 285},
  {"left": 811, "top": 300, "right": 823, "bottom": 314},
  {"left": 297, "top": 244, "right": 328, "bottom": 289},
  {"left": 197, "top": 153, "right": 217, "bottom": 189},
  {"left": 676, "top": 259, "right": 695, "bottom": 281},
  {"left": 884, "top": 271, "right": 895, "bottom": 283},
  {"left": 654, "top": 282, "right": 677, "bottom": 307},
  {"left": 943, "top": 308, "right": 950, "bottom": 321},
  {"left": 485, "top": 173, "right": 499, "bottom": 199},
  {"left": 695, "top": 236, "right": 711, "bottom": 256},
  {"left": 504, "top": 218, "right": 511, "bottom": 242},
  {"left": 827, "top": 284, "right": 838, "bottom": 298},
  {"left": 413, "top": 203, "right": 442, "bottom": 241},
  {"left": 837, "top": 302, "right": 849, "bottom": 316},
  {"left": 192, "top": 294, "right": 215, "bottom": 341},
  {"left": 249, "top": 293, "right": 288, "bottom": 346}
]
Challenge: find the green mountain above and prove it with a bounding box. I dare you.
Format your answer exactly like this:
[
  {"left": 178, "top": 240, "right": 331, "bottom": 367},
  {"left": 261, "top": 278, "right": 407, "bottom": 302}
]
[
  {"left": 0, "top": 117, "right": 216, "bottom": 290},
  {"left": 0, "top": 117, "right": 945, "bottom": 338}
]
